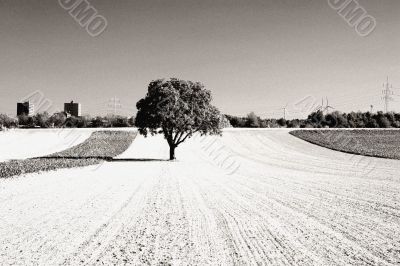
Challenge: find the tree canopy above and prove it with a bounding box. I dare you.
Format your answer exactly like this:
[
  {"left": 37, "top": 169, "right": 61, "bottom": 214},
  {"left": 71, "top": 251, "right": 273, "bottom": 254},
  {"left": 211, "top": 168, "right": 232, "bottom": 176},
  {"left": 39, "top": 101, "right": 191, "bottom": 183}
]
[{"left": 135, "top": 78, "right": 222, "bottom": 160}]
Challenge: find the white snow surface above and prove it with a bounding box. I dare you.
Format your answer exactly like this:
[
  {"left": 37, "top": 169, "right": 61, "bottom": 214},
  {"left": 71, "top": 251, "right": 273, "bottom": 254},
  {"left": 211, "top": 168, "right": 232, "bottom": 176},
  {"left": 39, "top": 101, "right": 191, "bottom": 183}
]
[
  {"left": 0, "top": 129, "right": 92, "bottom": 161},
  {"left": 0, "top": 128, "right": 136, "bottom": 162},
  {"left": 1, "top": 129, "right": 400, "bottom": 265}
]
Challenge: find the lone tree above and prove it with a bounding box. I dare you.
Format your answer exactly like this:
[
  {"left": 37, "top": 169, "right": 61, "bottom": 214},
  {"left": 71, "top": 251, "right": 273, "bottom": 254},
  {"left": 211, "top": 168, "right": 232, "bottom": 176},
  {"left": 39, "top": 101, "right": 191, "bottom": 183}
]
[{"left": 135, "top": 78, "right": 222, "bottom": 160}]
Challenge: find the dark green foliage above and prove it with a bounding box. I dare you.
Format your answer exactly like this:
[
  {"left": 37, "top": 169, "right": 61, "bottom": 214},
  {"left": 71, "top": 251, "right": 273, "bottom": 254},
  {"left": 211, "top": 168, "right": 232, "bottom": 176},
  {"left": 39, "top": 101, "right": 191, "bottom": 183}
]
[
  {"left": 225, "top": 115, "right": 247, "bottom": 128},
  {"left": 49, "top": 112, "right": 67, "bottom": 127},
  {"left": 0, "top": 158, "right": 101, "bottom": 179},
  {"left": 135, "top": 78, "right": 222, "bottom": 160},
  {"left": 34, "top": 112, "right": 50, "bottom": 128},
  {"left": 246, "top": 112, "right": 260, "bottom": 128},
  {"left": 226, "top": 111, "right": 400, "bottom": 129},
  {"left": 8, "top": 112, "right": 133, "bottom": 129},
  {"left": 0, "top": 114, "right": 18, "bottom": 129},
  {"left": 290, "top": 130, "right": 400, "bottom": 160},
  {"left": 277, "top": 118, "right": 287, "bottom": 127},
  {"left": 18, "top": 114, "right": 35, "bottom": 128},
  {"left": 287, "top": 119, "right": 300, "bottom": 128},
  {"left": 46, "top": 131, "right": 136, "bottom": 158}
]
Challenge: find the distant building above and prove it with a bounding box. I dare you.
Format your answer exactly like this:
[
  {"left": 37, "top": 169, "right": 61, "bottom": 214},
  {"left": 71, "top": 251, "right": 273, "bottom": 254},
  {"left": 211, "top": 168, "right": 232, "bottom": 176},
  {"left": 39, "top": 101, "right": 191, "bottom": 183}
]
[
  {"left": 64, "top": 101, "right": 81, "bottom": 117},
  {"left": 17, "top": 101, "right": 34, "bottom": 116}
]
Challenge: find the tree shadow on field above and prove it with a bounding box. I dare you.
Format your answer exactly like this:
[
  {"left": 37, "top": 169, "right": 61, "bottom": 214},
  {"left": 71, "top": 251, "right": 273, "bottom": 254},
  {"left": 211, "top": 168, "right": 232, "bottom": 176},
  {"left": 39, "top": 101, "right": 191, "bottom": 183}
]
[
  {"left": 37, "top": 156, "right": 113, "bottom": 160},
  {"left": 109, "top": 158, "right": 169, "bottom": 162},
  {"left": 37, "top": 156, "right": 169, "bottom": 162}
]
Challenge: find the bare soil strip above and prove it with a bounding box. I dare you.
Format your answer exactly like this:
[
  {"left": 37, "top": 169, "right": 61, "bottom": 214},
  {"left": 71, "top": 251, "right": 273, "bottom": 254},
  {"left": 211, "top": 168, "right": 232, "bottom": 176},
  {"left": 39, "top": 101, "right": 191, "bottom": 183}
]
[
  {"left": 290, "top": 129, "right": 400, "bottom": 160},
  {"left": 0, "top": 129, "right": 92, "bottom": 162},
  {"left": 0, "top": 131, "right": 136, "bottom": 178}
]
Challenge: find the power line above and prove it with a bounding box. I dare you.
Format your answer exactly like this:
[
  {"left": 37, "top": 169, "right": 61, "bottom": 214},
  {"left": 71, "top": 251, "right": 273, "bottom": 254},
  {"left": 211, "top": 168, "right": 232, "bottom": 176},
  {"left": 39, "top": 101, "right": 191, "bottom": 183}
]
[
  {"left": 107, "top": 96, "right": 122, "bottom": 115},
  {"left": 282, "top": 103, "right": 288, "bottom": 120},
  {"left": 382, "top": 76, "right": 394, "bottom": 113},
  {"left": 381, "top": 76, "right": 400, "bottom": 112}
]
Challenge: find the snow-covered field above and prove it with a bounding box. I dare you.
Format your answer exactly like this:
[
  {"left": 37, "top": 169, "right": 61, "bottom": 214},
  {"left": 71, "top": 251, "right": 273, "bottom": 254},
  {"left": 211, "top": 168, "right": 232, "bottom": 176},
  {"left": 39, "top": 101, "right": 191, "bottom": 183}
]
[
  {"left": 0, "top": 129, "right": 92, "bottom": 162},
  {"left": 0, "top": 128, "right": 136, "bottom": 162},
  {"left": 1, "top": 129, "right": 400, "bottom": 265}
]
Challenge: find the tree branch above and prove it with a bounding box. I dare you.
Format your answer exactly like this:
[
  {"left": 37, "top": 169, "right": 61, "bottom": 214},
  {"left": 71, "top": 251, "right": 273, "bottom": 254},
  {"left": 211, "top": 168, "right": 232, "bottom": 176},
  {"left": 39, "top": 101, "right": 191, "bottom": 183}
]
[
  {"left": 174, "top": 131, "right": 185, "bottom": 144},
  {"left": 173, "top": 131, "right": 182, "bottom": 143},
  {"left": 176, "top": 132, "right": 191, "bottom": 145}
]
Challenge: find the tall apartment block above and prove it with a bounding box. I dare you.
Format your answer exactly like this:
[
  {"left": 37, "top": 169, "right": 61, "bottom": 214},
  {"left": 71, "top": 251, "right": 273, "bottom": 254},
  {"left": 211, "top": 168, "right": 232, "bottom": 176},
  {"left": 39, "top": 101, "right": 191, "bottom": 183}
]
[
  {"left": 64, "top": 101, "right": 82, "bottom": 117},
  {"left": 17, "top": 101, "right": 35, "bottom": 116}
]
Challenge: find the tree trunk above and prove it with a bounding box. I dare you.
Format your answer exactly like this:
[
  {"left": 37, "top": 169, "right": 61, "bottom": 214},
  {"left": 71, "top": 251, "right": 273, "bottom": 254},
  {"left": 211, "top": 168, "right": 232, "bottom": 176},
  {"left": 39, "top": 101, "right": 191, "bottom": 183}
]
[{"left": 169, "top": 145, "right": 176, "bottom": 160}]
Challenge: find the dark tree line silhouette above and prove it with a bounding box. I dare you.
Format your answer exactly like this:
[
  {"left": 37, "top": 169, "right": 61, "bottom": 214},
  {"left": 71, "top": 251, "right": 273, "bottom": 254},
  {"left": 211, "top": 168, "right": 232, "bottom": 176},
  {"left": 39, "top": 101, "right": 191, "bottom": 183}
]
[
  {"left": 226, "top": 110, "right": 400, "bottom": 128},
  {"left": 2, "top": 110, "right": 400, "bottom": 130},
  {"left": 0, "top": 112, "right": 134, "bottom": 129}
]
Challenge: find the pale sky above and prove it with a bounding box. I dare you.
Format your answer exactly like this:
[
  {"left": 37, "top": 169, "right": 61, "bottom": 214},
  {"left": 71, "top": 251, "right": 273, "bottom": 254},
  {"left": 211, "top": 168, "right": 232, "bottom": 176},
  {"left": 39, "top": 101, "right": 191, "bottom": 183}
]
[{"left": 0, "top": 0, "right": 399, "bottom": 118}]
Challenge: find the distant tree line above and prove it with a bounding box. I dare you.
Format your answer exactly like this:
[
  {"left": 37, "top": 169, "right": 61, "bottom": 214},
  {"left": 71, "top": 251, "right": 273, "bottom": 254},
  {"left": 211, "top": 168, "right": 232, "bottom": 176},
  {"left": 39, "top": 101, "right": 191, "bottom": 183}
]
[
  {"left": 0, "top": 112, "right": 134, "bottom": 129},
  {"left": 226, "top": 110, "right": 400, "bottom": 128},
  {"left": 2, "top": 110, "right": 400, "bottom": 130}
]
